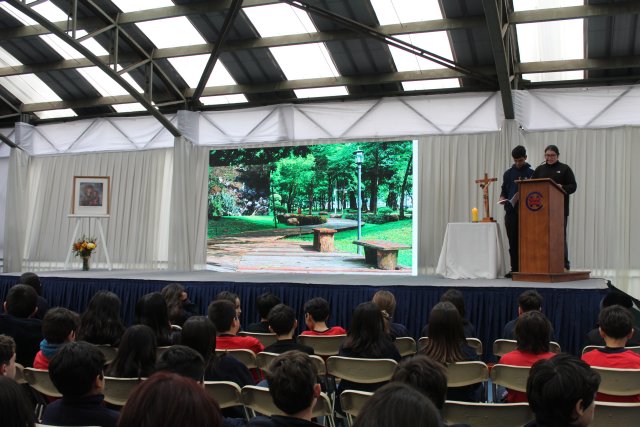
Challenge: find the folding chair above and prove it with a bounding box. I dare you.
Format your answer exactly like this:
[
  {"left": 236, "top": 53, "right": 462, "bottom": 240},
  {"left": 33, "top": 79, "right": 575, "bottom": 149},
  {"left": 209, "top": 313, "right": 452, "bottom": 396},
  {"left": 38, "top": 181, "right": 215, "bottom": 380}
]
[
  {"left": 204, "top": 380, "right": 249, "bottom": 420},
  {"left": 591, "top": 402, "right": 640, "bottom": 427},
  {"left": 102, "top": 377, "right": 142, "bottom": 406},
  {"left": 239, "top": 332, "right": 278, "bottom": 348},
  {"left": 489, "top": 364, "right": 530, "bottom": 398},
  {"left": 393, "top": 337, "right": 417, "bottom": 357},
  {"left": 156, "top": 345, "right": 172, "bottom": 358},
  {"left": 590, "top": 366, "right": 640, "bottom": 397},
  {"left": 23, "top": 368, "right": 62, "bottom": 398},
  {"left": 443, "top": 401, "right": 534, "bottom": 427},
  {"left": 326, "top": 356, "right": 397, "bottom": 384},
  {"left": 257, "top": 352, "right": 326, "bottom": 376},
  {"left": 297, "top": 335, "right": 346, "bottom": 357},
  {"left": 14, "top": 362, "right": 26, "bottom": 384},
  {"left": 93, "top": 344, "right": 118, "bottom": 365},
  {"left": 446, "top": 361, "right": 489, "bottom": 388},
  {"left": 241, "top": 385, "right": 335, "bottom": 427},
  {"left": 339, "top": 390, "right": 373, "bottom": 427},
  {"left": 466, "top": 338, "right": 484, "bottom": 356},
  {"left": 216, "top": 349, "right": 258, "bottom": 369}
]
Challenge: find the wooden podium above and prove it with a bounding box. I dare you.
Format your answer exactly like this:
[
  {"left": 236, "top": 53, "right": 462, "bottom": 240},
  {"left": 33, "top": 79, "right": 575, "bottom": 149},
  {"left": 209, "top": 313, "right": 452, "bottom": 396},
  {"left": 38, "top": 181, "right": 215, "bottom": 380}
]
[{"left": 512, "top": 178, "right": 589, "bottom": 282}]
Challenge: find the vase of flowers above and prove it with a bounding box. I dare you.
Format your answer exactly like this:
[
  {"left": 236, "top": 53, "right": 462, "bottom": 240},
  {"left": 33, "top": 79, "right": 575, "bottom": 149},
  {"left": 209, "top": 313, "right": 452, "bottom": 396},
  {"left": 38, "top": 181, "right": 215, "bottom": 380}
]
[{"left": 72, "top": 236, "right": 97, "bottom": 271}]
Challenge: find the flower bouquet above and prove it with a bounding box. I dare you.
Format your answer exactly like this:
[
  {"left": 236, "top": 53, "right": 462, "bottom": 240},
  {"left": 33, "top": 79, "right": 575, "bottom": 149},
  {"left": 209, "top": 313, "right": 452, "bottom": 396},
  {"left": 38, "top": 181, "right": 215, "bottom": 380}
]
[{"left": 72, "top": 236, "right": 97, "bottom": 270}]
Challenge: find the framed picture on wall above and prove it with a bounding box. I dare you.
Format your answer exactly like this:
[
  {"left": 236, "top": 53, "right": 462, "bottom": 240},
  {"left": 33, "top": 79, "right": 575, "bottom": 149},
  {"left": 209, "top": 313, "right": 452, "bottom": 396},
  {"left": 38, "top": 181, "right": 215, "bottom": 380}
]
[{"left": 72, "top": 176, "right": 110, "bottom": 215}]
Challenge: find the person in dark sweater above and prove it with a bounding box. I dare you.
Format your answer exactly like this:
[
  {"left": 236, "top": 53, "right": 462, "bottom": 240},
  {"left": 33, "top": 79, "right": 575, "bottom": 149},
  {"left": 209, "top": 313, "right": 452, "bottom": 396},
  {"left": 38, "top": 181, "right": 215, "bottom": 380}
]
[
  {"left": 422, "top": 289, "right": 477, "bottom": 339},
  {"left": 499, "top": 145, "right": 534, "bottom": 276},
  {"left": 0, "top": 285, "right": 42, "bottom": 367},
  {"left": 263, "top": 304, "right": 313, "bottom": 355},
  {"left": 584, "top": 291, "right": 640, "bottom": 347},
  {"left": 246, "top": 292, "right": 281, "bottom": 333},
  {"left": 42, "top": 341, "right": 119, "bottom": 427},
  {"left": 531, "top": 144, "right": 577, "bottom": 270},
  {"left": 503, "top": 289, "right": 555, "bottom": 341},
  {"left": 17, "top": 272, "right": 49, "bottom": 320},
  {"left": 372, "top": 290, "right": 409, "bottom": 339}
]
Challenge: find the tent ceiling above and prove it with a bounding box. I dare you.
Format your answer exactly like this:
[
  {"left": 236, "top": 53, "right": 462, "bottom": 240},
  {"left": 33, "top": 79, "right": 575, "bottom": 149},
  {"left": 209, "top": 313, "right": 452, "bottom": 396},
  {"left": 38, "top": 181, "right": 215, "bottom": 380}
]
[{"left": 0, "top": 0, "right": 637, "bottom": 133}]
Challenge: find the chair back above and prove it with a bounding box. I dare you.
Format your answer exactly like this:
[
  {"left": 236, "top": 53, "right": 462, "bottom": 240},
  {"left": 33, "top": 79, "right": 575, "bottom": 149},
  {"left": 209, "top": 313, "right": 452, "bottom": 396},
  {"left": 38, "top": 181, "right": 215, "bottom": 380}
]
[
  {"left": 241, "top": 386, "right": 334, "bottom": 426},
  {"left": 446, "top": 361, "right": 489, "bottom": 387},
  {"left": 340, "top": 390, "right": 373, "bottom": 426},
  {"left": 443, "top": 401, "right": 534, "bottom": 427},
  {"left": 203, "top": 381, "right": 243, "bottom": 409},
  {"left": 297, "top": 335, "right": 346, "bottom": 357},
  {"left": 14, "top": 362, "right": 26, "bottom": 384},
  {"left": 394, "top": 337, "right": 416, "bottom": 357},
  {"left": 591, "top": 367, "right": 640, "bottom": 396},
  {"left": 326, "top": 356, "right": 397, "bottom": 384},
  {"left": 238, "top": 332, "right": 278, "bottom": 348},
  {"left": 23, "top": 368, "right": 62, "bottom": 398},
  {"left": 489, "top": 364, "right": 531, "bottom": 393},
  {"left": 216, "top": 349, "right": 257, "bottom": 369},
  {"left": 103, "top": 377, "right": 142, "bottom": 406},
  {"left": 466, "top": 338, "right": 483, "bottom": 356},
  {"left": 93, "top": 344, "right": 118, "bottom": 365},
  {"left": 156, "top": 345, "right": 172, "bottom": 358},
  {"left": 591, "top": 402, "right": 640, "bottom": 427},
  {"left": 256, "top": 352, "right": 325, "bottom": 376}
]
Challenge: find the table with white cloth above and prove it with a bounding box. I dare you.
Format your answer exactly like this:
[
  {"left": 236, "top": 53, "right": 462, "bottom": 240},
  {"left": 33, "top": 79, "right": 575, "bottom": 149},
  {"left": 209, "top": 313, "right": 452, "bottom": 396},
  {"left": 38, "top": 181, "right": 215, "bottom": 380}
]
[{"left": 436, "top": 222, "right": 506, "bottom": 279}]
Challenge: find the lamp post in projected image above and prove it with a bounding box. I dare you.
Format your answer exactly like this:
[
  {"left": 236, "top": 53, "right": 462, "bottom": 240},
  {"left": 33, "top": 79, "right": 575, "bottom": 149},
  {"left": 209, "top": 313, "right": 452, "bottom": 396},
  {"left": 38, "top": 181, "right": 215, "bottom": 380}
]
[{"left": 354, "top": 150, "right": 364, "bottom": 254}]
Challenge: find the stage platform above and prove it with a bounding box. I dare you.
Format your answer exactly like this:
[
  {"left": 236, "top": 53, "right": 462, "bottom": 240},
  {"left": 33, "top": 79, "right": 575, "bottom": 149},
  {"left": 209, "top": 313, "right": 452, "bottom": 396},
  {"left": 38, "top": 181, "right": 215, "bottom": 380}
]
[{"left": 0, "top": 269, "right": 608, "bottom": 360}]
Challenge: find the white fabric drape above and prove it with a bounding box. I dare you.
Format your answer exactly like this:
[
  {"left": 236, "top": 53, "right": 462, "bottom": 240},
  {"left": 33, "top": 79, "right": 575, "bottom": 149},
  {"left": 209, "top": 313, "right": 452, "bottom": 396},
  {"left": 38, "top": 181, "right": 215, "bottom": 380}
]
[
  {"left": 3, "top": 148, "right": 29, "bottom": 273},
  {"left": 169, "top": 137, "right": 209, "bottom": 270}
]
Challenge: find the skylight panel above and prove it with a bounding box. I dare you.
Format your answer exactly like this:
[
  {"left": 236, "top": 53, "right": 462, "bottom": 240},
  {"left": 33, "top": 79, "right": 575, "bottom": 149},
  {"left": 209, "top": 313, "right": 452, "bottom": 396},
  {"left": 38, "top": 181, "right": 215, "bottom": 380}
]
[
  {"left": 110, "top": 0, "right": 174, "bottom": 13},
  {"left": 388, "top": 32, "right": 454, "bottom": 72},
  {"left": 516, "top": 19, "right": 583, "bottom": 63},
  {"left": 402, "top": 79, "right": 459, "bottom": 91},
  {"left": 136, "top": 17, "right": 206, "bottom": 49},
  {"left": 244, "top": 4, "right": 316, "bottom": 37},
  {"left": 77, "top": 67, "right": 144, "bottom": 97},
  {"left": 294, "top": 86, "right": 348, "bottom": 99},
  {"left": 201, "top": 94, "right": 248, "bottom": 106},
  {"left": 269, "top": 44, "right": 339, "bottom": 80},
  {"left": 0, "top": 46, "right": 22, "bottom": 67},
  {"left": 371, "top": 0, "right": 442, "bottom": 25},
  {"left": 35, "top": 109, "right": 77, "bottom": 120},
  {"left": 168, "top": 55, "right": 236, "bottom": 87},
  {"left": 112, "top": 103, "right": 147, "bottom": 113},
  {"left": 523, "top": 71, "right": 584, "bottom": 82},
  {"left": 0, "top": 74, "right": 61, "bottom": 104},
  {"left": 40, "top": 31, "right": 109, "bottom": 60},
  {"left": 513, "top": 0, "right": 582, "bottom": 12},
  {"left": 0, "top": 1, "right": 67, "bottom": 26}
]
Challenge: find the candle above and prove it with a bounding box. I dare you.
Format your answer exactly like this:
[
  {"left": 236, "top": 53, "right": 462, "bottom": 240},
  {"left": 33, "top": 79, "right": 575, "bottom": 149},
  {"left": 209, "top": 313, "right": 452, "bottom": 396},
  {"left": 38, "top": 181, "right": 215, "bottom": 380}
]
[{"left": 472, "top": 207, "right": 478, "bottom": 222}]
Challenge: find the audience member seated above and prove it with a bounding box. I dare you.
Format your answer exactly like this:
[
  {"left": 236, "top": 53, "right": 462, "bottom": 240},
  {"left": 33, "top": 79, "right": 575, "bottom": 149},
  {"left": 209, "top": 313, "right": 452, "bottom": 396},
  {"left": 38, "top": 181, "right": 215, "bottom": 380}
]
[
  {"left": 216, "top": 291, "right": 243, "bottom": 319},
  {"left": 263, "top": 304, "right": 314, "bottom": 355},
  {"left": 581, "top": 304, "right": 640, "bottom": 402},
  {"left": 503, "top": 290, "right": 554, "bottom": 340},
  {"left": 77, "top": 290, "right": 124, "bottom": 346},
  {"left": 248, "top": 351, "right": 322, "bottom": 427},
  {"left": 0, "top": 284, "right": 43, "bottom": 367},
  {"left": 525, "top": 354, "right": 600, "bottom": 427},
  {"left": 118, "top": 372, "right": 222, "bottom": 427},
  {"left": 18, "top": 272, "right": 49, "bottom": 320},
  {"left": 0, "top": 375, "right": 36, "bottom": 427},
  {"left": 584, "top": 291, "right": 640, "bottom": 347},
  {"left": 498, "top": 311, "right": 556, "bottom": 402},
  {"left": 300, "top": 297, "right": 346, "bottom": 336},
  {"left": 161, "top": 282, "right": 199, "bottom": 327},
  {"left": 156, "top": 345, "right": 205, "bottom": 382},
  {"left": 106, "top": 324, "right": 157, "bottom": 378},
  {"left": 246, "top": 292, "right": 281, "bottom": 333},
  {"left": 372, "top": 290, "right": 409, "bottom": 339},
  {"left": 135, "top": 292, "right": 180, "bottom": 346},
  {"left": 209, "top": 300, "right": 264, "bottom": 354},
  {"left": 420, "top": 301, "right": 482, "bottom": 402},
  {"left": 421, "top": 289, "right": 476, "bottom": 338},
  {"left": 42, "top": 341, "right": 119, "bottom": 427},
  {"left": 352, "top": 382, "right": 442, "bottom": 427},
  {"left": 33, "top": 307, "right": 80, "bottom": 369},
  {"left": 0, "top": 334, "right": 16, "bottom": 379},
  {"left": 181, "top": 316, "right": 253, "bottom": 386},
  {"left": 392, "top": 354, "right": 470, "bottom": 427}
]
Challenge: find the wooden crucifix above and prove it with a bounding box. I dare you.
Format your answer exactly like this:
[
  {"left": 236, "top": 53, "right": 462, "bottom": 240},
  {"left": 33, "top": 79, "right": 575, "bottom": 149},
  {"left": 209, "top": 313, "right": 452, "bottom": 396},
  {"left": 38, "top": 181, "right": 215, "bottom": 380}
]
[{"left": 475, "top": 173, "right": 497, "bottom": 222}]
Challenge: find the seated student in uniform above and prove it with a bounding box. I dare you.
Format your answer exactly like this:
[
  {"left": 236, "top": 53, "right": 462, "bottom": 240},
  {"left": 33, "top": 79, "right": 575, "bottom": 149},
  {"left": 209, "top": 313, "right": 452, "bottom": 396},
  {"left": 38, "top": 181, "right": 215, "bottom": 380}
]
[
  {"left": 0, "top": 334, "right": 17, "bottom": 379},
  {"left": 502, "top": 290, "right": 554, "bottom": 341},
  {"left": 263, "top": 304, "right": 314, "bottom": 355},
  {"left": 421, "top": 289, "right": 476, "bottom": 339},
  {"left": 300, "top": 297, "right": 346, "bottom": 336},
  {"left": 581, "top": 304, "right": 640, "bottom": 402},
  {"left": 525, "top": 354, "right": 600, "bottom": 427},
  {"left": 246, "top": 293, "right": 281, "bottom": 334},
  {"left": 18, "top": 272, "right": 49, "bottom": 320},
  {"left": 0, "top": 284, "right": 43, "bottom": 367},
  {"left": 33, "top": 307, "right": 80, "bottom": 369},
  {"left": 208, "top": 300, "right": 264, "bottom": 354},
  {"left": 584, "top": 291, "right": 640, "bottom": 347},
  {"left": 372, "top": 290, "right": 410, "bottom": 339}
]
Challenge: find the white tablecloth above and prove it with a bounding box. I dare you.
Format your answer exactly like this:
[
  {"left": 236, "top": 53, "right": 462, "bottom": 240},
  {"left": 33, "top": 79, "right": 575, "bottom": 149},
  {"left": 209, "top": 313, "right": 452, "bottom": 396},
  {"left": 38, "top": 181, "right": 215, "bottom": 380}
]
[{"left": 436, "top": 222, "right": 506, "bottom": 279}]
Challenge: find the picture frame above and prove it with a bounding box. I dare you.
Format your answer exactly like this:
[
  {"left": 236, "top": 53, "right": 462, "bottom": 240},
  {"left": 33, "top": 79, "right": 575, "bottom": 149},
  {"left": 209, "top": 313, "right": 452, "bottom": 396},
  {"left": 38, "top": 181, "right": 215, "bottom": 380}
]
[{"left": 72, "top": 176, "right": 110, "bottom": 216}]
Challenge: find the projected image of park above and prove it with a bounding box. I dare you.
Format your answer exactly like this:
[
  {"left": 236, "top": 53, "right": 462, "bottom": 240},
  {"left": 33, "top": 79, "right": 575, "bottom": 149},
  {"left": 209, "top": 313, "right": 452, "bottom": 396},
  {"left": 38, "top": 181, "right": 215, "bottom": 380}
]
[{"left": 207, "top": 141, "right": 413, "bottom": 273}]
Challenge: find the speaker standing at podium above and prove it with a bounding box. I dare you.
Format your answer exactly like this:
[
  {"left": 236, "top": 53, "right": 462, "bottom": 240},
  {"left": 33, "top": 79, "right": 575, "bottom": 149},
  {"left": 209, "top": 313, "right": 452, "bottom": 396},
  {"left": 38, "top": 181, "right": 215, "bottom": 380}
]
[{"left": 532, "top": 144, "right": 577, "bottom": 270}]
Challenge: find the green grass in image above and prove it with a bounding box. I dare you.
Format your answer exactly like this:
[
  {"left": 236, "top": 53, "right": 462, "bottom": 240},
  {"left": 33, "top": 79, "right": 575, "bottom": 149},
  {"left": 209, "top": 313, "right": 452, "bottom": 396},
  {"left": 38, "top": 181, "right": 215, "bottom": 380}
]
[
  {"left": 286, "top": 219, "right": 413, "bottom": 267},
  {"left": 207, "top": 216, "right": 289, "bottom": 238}
]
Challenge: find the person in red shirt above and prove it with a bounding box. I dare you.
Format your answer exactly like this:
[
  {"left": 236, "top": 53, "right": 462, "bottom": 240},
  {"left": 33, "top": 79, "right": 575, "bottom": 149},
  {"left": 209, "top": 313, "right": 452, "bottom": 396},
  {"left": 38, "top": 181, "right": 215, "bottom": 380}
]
[
  {"left": 581, "top": 304, "right": 640, "bottom": 402},
  {"left": 300, "top": 297, "right": 346, "bottom": 336},
  {"left": 33, "top": 308, "right": 80, "bottom": 369},
  {"left": 208, "top": 300, "right": 263, "bottom": 355},
  {"left": 498, "top": 310, "right": 556, "bottom": 403}
]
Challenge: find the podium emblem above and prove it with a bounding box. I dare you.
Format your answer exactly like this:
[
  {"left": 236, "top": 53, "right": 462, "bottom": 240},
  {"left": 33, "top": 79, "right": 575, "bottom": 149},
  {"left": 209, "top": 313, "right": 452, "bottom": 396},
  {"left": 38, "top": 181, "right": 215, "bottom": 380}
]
[{"left": 525, "top": 192, "right": 543, "bottom": 211}]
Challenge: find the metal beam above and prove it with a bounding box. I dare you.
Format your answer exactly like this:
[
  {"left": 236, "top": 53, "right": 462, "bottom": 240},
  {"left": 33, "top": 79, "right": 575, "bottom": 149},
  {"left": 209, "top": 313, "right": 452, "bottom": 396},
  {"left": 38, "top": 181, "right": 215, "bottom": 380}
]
[
  {"left": 517, "top": 56, "right": 640, "bottom": 73},
  {"left": 192, "top": 0, "right": 244, "bottom": 104},
  {"left": 510, "top": 2, "right": 640, "bottom": 24},
  {"left": 4, "top": 1, "right": 181, "bottom": 137},
  {"left": 482, "top": 0, "right": 514, "bottom": 118}
]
